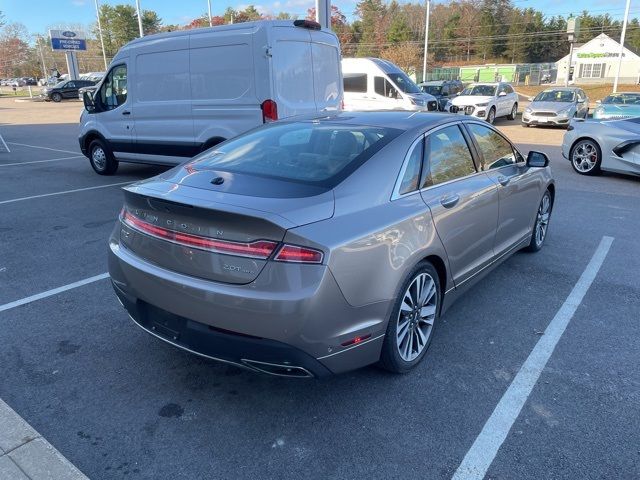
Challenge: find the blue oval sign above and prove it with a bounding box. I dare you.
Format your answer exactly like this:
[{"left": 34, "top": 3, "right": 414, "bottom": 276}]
[{"left": 62, "top": 31, "right": 76, "bottom": 38}]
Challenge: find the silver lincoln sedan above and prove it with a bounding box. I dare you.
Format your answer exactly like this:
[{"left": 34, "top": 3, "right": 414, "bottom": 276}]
[{"left": 109, "top": 112, "right": 555, "bottom": 377}]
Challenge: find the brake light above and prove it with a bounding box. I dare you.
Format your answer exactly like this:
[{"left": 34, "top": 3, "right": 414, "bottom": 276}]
[
  {"left": 293, "top": 19, "right": 321, "bottom": 30},
  {"left": 261, "top": 99, "right": 278, "bottom": 123},
  {"left": 274, "top": 244, "right": 323, "bottom": 264},
  {"left": 122, "top": 212, "right": 278, "bottom": 259}
]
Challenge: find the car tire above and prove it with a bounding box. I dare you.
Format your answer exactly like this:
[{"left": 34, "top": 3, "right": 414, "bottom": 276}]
[
  {"left": 487, "top": 107, "right": 496, "bottom": 124},
  {"left": 521, "top": 122, "right": 529, "bottom": 128},
  {"left": 379, "top": 261, "right": 440, "bottom": 374},
  {"left": 525, "top": 189, "right": 553, "bottom": 252},
  {"left": 570, "top": 138, "right": 602, "bottom": 176},
  {"left": 88, "top": 139, "right": 118, "bottom": 175},
  {"left": 508, "top": 103, "right": 518, "bottom": 120},
  {"left": 51, "top": 92, "right": 62, "bottom": 102}
]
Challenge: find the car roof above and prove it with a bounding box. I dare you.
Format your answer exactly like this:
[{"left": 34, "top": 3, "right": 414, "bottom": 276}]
[
  {"left": 541, "top": 87, "right": 579, "bottom": 92},
  {"left": 287, "top": 111, "right": 461, "bottom": 131},
  {"left": 420, "top": 81, "right": 445, "bottom": 86}
]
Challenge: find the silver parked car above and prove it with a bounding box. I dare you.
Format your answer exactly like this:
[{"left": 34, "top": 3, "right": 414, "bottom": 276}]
[
  {"left": 522, "top": 87, "right": 589, "bottom": 127},
  {"left": 563, "top": 117, "right": 640, "bottom": 176},
  {"left": 109, "top": 112, "right": 555, "bottom": 377},
  {"left": 522, "top": 87, "right": 589, "bottom": 128}
]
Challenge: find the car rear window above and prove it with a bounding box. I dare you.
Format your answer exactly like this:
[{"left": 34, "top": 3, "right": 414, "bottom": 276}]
[{"left": 189, "top": 122, "right": 401, "bottom": 187}]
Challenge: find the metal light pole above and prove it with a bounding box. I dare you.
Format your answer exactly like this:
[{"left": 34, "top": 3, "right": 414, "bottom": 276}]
[
  {"left": 422, "top": 0, "right": 431, "bottom": 83},
  {"left": 135, "top": 0, "right": 144, "bottom": 37},
  {"left": 565, "top": 42, "right": 574, "bottom": 87},
  {"left": 207, "top": 0, "right": 213, "bottom": 26},
  {"left": 94, "top": 0, "right": 109, "bottom": 70},
  {"left": 36, "top": 36, "right": 48, "bottom": 79},
  {"left": 614, "top": 0, "right": 632, "bottom": 93}
]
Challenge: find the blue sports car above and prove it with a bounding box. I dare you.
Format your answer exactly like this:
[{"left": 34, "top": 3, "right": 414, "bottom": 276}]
[{"left": 592, "top": 92, "right": 640, "bottom": 120}]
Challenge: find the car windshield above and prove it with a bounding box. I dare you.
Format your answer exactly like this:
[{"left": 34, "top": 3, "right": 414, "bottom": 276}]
[
  {"left": 387, "top": 72, "right": 421, "bottom": 94},
  {"left": 534, "top": 90, "right": 575, "bottom": 102},
  {"left": 53, "top": 81, "right": 66, "bottom": 88},
  {"left": 461, "top": 85, "right": 496, "bottom": 96},
  {"left": 602, "top": 93, "right": 640, "bottom": 105},
  {"left": 421, "top": 85, "right": 442, "bottom": 95},
  {"left": 189, "top": 122, "right": 402, "bottom": 187}
]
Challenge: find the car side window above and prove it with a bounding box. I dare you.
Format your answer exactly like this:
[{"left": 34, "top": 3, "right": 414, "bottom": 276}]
[
  {"left": 99, "top": 65, "right": 127, "bottom": 110},
  {"left": 422, "top": 125, "right": 476, "bottom": 187},
  {"left": 467, "top": 123, "right": 516, "bottom": 170},
  {"left": 343, "top": 73, "right": 367, "bottom": 93},
  {"left": 66, "top": 81, "right": 75, "bottom": 89},
  {"left": 398, "top": 138, "right": 424, "bottom": 195},
  {"left": 441, "top": 86, "right": 449, "bottom": 96}
]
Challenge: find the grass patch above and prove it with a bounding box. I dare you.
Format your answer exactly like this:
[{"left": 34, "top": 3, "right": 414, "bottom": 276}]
[{"left": 515, "top": 84, "right": 640, "bottom": 102}]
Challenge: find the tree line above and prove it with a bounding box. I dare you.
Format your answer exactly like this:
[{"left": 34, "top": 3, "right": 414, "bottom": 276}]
[{"left": 3, "top": 1, "right": 640, "bottom": 78}]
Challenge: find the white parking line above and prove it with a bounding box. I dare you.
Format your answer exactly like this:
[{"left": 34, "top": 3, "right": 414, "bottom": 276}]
[
  {"left": 6, "top": 142, "right": 80, "bottom": 156},
  {"left": 0, "top": 181, "right": 132, "bottom": 205},
  {"left": 0, "top": 155, "right": 84, "bottom": 167},
  {"left": 452, "top": 235, "right": 614, "bottom": 480},
  {"left": 0, "top": 273, "right": 110, "bottom": 313}
]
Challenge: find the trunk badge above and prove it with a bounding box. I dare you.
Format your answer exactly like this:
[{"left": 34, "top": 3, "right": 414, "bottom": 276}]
[{"left": 211, "top": 177, "right": 224, "bottom": 185}]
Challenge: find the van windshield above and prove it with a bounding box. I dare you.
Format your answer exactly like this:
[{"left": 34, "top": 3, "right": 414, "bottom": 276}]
[
  {"left": 387, "top": 73, "right": 421, "bottom": 94},
  {"left": 189, "top": 122, "right": 402, "bottom": 187}
]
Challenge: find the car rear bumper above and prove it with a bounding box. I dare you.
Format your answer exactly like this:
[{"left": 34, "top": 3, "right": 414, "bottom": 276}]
[{"left": 108, "top": 234, "right": 389, "bottom": 377}]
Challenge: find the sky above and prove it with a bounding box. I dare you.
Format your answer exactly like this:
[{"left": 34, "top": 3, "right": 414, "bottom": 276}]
[{"left": 2, "top": 0, "right": 638, "bottom": 37}]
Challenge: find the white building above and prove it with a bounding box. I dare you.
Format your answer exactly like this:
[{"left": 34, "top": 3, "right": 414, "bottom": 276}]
[{"left": 556, "top": 33, "right": 640, "bottom": 84}]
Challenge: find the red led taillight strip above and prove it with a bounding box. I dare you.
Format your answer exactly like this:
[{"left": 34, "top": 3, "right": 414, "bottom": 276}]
[{"left": 122, "top": 211, "right": 278, "bottom": 259}]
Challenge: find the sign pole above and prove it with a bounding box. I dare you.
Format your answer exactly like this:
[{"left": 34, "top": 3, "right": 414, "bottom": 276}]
[
  {"left": 422, "top": 0, "right": 430, "bottom": 83},
  {"left": 207, "top": 0, "right": 213, "bottom": 26},
  {"left": 614, "top": 0, "right": 632, "bottom": 93},
  {"left": 65, "top": 51, "right": 80, "bottom": 80}
]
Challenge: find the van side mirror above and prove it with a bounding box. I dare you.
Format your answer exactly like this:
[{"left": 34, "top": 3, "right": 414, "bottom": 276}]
[
  {"left": 526, "top": 150, "right": 549, "bottom": 168},
  {"left": 83, "top": 90, "right": 96, "bottom": 113}
]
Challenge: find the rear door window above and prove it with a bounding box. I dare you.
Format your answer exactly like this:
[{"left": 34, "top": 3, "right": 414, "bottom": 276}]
[
  {"left": 422, "top": 125, "right": 476, "bottom": 187},
  {"left": 311, "top": 42, "right": 340, "bottom": 105},
  {"left": 398, "top": 138, "right": 424, "bottom": 195}
]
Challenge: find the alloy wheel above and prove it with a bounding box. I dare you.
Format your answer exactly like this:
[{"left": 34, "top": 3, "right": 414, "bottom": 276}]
[
  {"left": 572, "top": 140, "right": 598, "bottom": 173},
  {"left": 92, "top": 146, "right": 107, "bottom": 171},
  {"left": 535, "top": 192, "right": 551, "bottom": 247},
  {"left": 396, "top": 273, "right": 437, "bottom": 362},
  {"left": 487, "top": 108, "right": 496, "bottom": 124}
]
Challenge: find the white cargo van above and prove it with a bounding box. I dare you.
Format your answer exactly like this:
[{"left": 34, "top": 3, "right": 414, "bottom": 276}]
[
  {"left": 79, "top": 20, "right": 342, "bottom": 175},
  {"left": 341, "top": 58, "right": 437, "bottom": 112}
]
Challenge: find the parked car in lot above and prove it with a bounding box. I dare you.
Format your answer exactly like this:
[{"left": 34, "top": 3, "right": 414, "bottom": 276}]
[
  {"left": 522, "top": 87, "right": 589, "bottom": 127},
  {"left": 109, "top": 111, "right": 555, "bottom": 377},
  {"left": 446, "top": 82, "right": 518, "bottom": 124},
  {"left": 80, "top": 20, "right": 342, "bottom": 175},
  {"left": 563, "top": 117, "right": 640, "bottom": 177},
  {"left": 342, "top": 57, "right": 438, "bottom": 112},
  {"left": 418, "top": 80, "right": 464, "bottom": 111},
  {"left": 43, "top": 79, "right": 96, "bottom": 102},
  {"left": 78, "top": 85, "right": 98, "bottom": 100},
  {"left": 592, "top": 92, "right": 640, "bottom": 120}
]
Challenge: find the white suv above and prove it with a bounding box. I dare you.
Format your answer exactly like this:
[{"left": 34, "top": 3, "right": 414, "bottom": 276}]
[{"left": 447, "top": 82, "right": 518, "bottom": 124}]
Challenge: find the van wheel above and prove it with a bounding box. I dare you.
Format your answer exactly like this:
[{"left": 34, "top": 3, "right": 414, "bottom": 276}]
[
  {"left": 51, "top": 92, "right": 62, "bottom": 102},
  {"left": 89, "top": 139, "right": 118, "bottom": 175},
  {"left": 379, "top": 261, "right": 440, "bottom": 373}
]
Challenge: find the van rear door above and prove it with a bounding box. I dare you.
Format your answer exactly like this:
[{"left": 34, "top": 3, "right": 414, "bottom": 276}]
[
  {"left": 271, "top": 26, "right": 316, "bottom": 118},
  {"left": 309, "top": 30, "right": 342, "bottom": 112}
]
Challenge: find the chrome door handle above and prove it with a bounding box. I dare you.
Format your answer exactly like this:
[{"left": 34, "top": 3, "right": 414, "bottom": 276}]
[
  {"left": 440, "top": 194, "right": 460, "bottom": 208},
  {"left": 497, "top": 175, "right": 510, "bottom": 186}
]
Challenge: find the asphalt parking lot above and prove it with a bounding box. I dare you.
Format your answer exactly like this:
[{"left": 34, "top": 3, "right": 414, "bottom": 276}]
[{"left": 1, "top": 98, "right": 638, "bottom": 480}]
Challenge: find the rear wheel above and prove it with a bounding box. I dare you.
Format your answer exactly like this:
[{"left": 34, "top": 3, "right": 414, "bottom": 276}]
[
  {"left": 51, "top": 92, "right": 62, "bottom": 102},
  {"left": 487, "top": 107, "right": 496, "bottom": 124},
  {"left": 525, "top": 189, "right": 553, "bottom": 252},
  {"left": 508, "top": 103, "right": 518, "bottom": 120},
  {"left": 379, "top": 262, "right": 440, "bottom": 373},
  {"left": 570, "top": 139, "right": 601, "bottom": 175},
  {"left": 89, "top": 139, "right": 118, "bottom": 175}
]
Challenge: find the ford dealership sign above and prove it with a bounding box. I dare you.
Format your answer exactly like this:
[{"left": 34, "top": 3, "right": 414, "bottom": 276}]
[{"left": 49, "top": 29, "right": 87, "bottom": 51}]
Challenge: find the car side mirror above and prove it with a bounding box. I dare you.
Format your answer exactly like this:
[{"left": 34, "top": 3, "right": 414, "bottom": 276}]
[
  {"left": 498, "top": 91, "right": 507, "bottom": 97},
  {"left": 83, "top": 90, "right": 96, "bottom": 113},
  {"left": 526, "top": 150, "right": 549, "bottom": 168}
]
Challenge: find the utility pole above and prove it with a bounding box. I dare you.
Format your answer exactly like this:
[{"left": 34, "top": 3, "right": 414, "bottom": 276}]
[
  {"left": 565, "top": 16, "right": 580, "bottom": 87},
  {"left": 135, "top": 0, "right": 144, "bottom": 37},
  {"left": 315, "top": 0, "right": 331, "bottom": 29},
  {"left": 36, "top": 36, "right": 47, "bottom": 79},
  {"left": 208, "top": 0, "right": 213, "bottom": 26},
  {"left": 422, "top": 0, "right": 431, "bottom": 83},
  {"left": 94, "top": 0, "right": 108, "bottom": 70},
  {"left": 614, "top": 0, "right": 631, "bottom": 93}
]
